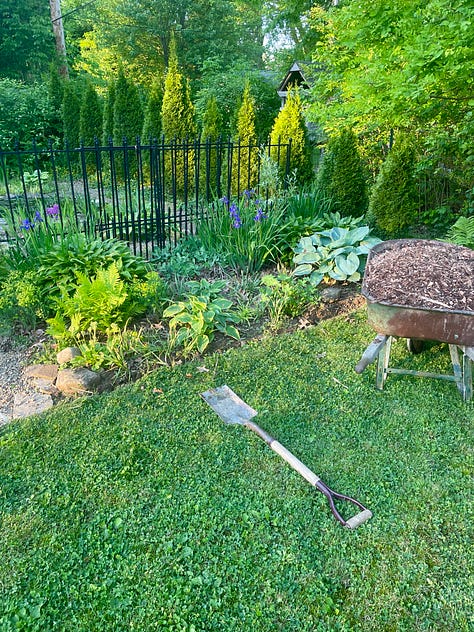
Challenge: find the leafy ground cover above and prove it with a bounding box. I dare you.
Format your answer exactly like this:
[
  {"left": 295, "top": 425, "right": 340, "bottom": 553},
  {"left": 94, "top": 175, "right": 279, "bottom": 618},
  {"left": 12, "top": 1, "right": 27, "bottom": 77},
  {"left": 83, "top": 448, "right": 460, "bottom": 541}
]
[{"left": 0, "top": 311, "right": 472, "bottom": 631}]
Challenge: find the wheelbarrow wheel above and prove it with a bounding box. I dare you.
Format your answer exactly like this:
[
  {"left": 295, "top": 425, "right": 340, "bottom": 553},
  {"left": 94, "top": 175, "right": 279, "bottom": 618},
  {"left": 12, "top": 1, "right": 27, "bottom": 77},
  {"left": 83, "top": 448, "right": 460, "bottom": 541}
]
[{"left": 407, "top": 338, "right": 425, "bottom": 354}]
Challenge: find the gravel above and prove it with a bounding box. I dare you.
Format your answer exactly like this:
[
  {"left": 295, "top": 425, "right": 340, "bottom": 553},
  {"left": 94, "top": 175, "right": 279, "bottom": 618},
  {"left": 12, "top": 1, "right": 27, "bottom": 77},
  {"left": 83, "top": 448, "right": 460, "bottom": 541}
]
[{"left": 0, "top": 336, "right": 41, "bottom": 425}]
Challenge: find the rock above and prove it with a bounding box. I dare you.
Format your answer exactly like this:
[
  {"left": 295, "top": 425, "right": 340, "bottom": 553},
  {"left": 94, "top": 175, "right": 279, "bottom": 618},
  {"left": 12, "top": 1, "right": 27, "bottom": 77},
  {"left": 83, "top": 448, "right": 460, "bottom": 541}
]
[
  {"left": 57, "top": 347, "right": 82, "bottom": 365},
  {"left": 24, "top": 364, "right": 59, "bottom": 381},
  {"left": 0, "top": 411, "right": 11, "bottom": 426},
  {"left": 56, "top": 367, "right": 102, "bottom": 396},
  {"left": 12, "top": 392, "right": 54, "bottom": 419},
  {"left": 321, "top": 286, "right": 343, "bottom": 302},
  {"left": 29, "top": 378, "right": 60, "bottom": 397}
]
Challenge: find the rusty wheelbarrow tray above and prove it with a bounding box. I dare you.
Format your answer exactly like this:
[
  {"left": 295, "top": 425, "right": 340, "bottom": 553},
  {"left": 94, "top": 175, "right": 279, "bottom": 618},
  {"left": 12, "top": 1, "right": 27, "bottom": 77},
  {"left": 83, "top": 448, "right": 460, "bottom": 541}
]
[{"left": 356, "top": 239, "right": 474, "bottom": 401}]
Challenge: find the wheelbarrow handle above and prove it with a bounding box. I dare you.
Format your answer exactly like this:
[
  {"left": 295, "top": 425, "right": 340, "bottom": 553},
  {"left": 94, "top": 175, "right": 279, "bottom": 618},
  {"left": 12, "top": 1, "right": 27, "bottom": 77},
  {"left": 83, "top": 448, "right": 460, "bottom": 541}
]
[{"left": 355, "top": 334, "right": 389, "bottom": 373}]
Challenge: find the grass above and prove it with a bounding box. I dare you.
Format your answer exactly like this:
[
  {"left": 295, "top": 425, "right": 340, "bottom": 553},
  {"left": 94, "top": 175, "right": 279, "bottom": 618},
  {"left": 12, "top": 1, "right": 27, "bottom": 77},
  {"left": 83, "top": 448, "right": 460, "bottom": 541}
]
[{"left": 0, "top": 311, "right": 472, "bottom": 631}]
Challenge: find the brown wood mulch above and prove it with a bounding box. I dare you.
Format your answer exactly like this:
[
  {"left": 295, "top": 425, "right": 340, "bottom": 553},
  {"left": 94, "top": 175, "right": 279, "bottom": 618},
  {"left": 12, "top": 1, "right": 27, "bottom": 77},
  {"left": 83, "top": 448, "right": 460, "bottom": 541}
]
[{"left": 363, "top": 239, "right": 474, "bottom": 313}]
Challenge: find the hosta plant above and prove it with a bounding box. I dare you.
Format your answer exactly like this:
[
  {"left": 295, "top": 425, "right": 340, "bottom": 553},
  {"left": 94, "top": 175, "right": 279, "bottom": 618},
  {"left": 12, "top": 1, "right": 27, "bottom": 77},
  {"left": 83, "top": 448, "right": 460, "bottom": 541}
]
[
  {"left": 293, "top": 226, "right": 381, "bottom": 286},
  {"left": 163, "top": 279, "right": 240, "bottom": 356}
]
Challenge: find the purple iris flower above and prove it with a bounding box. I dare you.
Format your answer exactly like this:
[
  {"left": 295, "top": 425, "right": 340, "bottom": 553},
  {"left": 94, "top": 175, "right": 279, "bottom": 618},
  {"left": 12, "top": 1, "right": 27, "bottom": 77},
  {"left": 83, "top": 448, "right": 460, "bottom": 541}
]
[
  {"left": 35, "top": 210, "right": 43, "bottom": 222},
  {"left": 46, "top": 204, "right": 60, "bottom": 217},
  {"left": 20, "top": 218, "right": 33, "bottom": 230},
  {"left": 253, "top": 207, "right": 267, "bottom": 222}
]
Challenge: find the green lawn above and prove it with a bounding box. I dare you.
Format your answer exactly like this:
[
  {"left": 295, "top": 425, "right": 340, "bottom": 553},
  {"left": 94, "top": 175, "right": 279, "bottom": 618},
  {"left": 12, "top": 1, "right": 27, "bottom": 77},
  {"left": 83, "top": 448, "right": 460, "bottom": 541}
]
[{"left": 0, "top": 311, "right": 472, "bottom": 631}]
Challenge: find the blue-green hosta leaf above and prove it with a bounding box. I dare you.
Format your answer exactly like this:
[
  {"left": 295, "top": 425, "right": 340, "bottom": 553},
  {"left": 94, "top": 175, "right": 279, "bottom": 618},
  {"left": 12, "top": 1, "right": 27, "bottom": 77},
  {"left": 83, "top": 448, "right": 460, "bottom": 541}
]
[
  {"left": 294, "top": 236, "right": 316, "bottom": 253},
  {"left": 346, "top": 226, "right": 370, "bottom": 244},
  {"left": 335, "top": 252, "right": 360, "bottom": 277},
  {"left": 328, "top": 267, "right": 348, "bottom": 281},
  {"left": 293, "top": 251, "right": 321, "bottom": 265},
  {"left": 309, "top": 270, "right": 324, "bottom": 285},
  {"left": 293, "top": 263, "right": 314, "bottom": 277}
]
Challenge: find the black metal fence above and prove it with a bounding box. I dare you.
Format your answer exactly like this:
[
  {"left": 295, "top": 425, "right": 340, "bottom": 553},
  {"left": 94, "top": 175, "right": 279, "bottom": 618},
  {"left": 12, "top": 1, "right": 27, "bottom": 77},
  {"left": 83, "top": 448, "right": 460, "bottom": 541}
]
[{"left": 0, "top": 137, "right": 292, "bottom": 259}]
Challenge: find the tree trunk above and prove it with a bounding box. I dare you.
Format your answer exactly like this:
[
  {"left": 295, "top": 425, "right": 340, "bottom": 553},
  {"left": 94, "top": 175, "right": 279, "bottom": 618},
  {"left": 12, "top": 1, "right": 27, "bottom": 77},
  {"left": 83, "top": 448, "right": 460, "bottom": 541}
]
[{"left": 49, "top": 0, "right": 69, "bottom": 79}]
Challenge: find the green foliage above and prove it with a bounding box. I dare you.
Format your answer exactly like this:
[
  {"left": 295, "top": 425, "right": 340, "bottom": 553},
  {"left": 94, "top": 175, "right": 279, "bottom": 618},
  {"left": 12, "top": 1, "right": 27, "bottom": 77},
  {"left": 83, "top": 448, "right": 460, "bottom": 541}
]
[
  {"left": 113, "top": 68, "right": 143, "bottom": 143},
  {"left": 0, "top": 80, "right": 53, "bottom": 149},
  {"left": 142, "top": 77, "right": 163, "bottom": 140},
  {"left": 79, "top": 83, "right": 103, "bottom": 146},
  {"left": 163, "top": 279, "right": 240, "bottom": 356},
  {"left": 161, "top": 38, "right": 196, "bottom": 140},
  {"left": 196, "top": 64, "right": 280, "bottom": 141},
  {"left": 270, "top": 88, "right": 312, "bottom": 184},
  {"left": 0, "top": 0, "right": 54, "bottom": 81},
  {"left": 152, "top": 237, "right": 223, "bottom": 281},
  {"left": 47, "top": 64, "right": 64, "bottom": 141},
  {"left": 317, "top": 128, "right": 368, "bottom": 217},
  {"left": 62, "top": 81, "right": 81, "bottom": 148},
  {"left": 293, "top": 226, "right": 381, "bottom": 286},
  {"left": 445, "top": 216, "right": 474, "bottom": 249},
  {"left": 0, "top": 269, "right": 44, "bottom": 333},
  {"left": 47, "top": 264, "right": 130, "bottom": 342},
  {"left": 201, "top": 96, "right": 222, "bottom": 140},
  {"left": 234, "top": 82, "right": 259, "bottom": 191},
  {"left": 102, "top": 80, "right": 116, "bottom": 143},
  {"left": 368, "top": 135, "right": 418, "bottom": 234},
  {"left": 259, "top": 272, "right": 320, "bottom": 331},
  {"left": 198, "top": 193, "right": 288, "bottom": 273},
  {"left": 35, "top": 233, "right": 152, "bottom": 300}
]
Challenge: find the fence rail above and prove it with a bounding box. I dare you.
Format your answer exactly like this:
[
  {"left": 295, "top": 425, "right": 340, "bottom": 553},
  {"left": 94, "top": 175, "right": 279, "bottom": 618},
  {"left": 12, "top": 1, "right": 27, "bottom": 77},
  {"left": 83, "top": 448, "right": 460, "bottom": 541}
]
[{"left": 0, "top": 137, "right": 292, "bottom": 259}]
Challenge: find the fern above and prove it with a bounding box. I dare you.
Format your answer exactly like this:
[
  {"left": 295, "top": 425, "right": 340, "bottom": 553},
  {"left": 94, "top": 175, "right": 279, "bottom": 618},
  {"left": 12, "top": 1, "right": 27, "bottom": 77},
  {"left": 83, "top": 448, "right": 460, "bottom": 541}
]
[{"left": 445, "top": 216, "right": 474, "bottom": 249}]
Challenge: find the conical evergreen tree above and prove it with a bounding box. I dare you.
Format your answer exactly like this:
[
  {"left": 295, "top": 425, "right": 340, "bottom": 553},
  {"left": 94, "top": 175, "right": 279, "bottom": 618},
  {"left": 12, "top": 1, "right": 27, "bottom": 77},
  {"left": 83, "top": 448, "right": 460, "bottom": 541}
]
[
  {"left": 48, "top": 63, "right": 64, "bottom": 140},
  {"left": 234, "top": 82, "right": 258, "bottom": 192},
  {"left": 201, "top": 96, "right": 222, "bottom": 194},
  {"left": 161, "top": 36, "right": 196, "bottom": 196},
  {"left": 79, "top": 83, "right": 103, "bottom": 146},
  {"left": 161, "top": 35, "right": 196, "bottom": 140},
  {"left": 270, "top": 88, "right": 312, "bottom": 184},
  {"left": 113, "top": 67, "right": 143, "bottom": 144},
  {"left": 317, "top": 128, "right": 367, "bottom": 217},
  {"left": 202, "top": 96, "right": 222, "bottom": 141},
  {"left": 368, "top": 134, "right": 418, "bottom": 234},
  {"left": 142, "top": 77, "right": 163, "bottom": 141},
  {"left": 103, "top": 80, "right": 116, "bottom": 143},
  {"left": 62, "top": 81, "right": 81, "bottom": 148}
]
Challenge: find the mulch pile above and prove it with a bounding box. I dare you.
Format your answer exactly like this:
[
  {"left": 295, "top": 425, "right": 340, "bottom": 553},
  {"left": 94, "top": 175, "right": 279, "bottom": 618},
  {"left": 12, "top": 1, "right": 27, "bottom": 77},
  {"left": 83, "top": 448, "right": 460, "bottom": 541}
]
[{"left": 363, "top": 239, "right": 474, "bottom": 312}]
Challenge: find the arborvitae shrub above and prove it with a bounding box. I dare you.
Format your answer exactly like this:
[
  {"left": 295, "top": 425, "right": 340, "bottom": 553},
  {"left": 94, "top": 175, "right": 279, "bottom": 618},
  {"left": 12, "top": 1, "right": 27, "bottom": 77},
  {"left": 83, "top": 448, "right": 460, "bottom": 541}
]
[
  {"left": 62, "top": 81, "right": 81, "bottom": 148},
  {"left": 142, "top": 77, "right": 163, "bottom": 141},
  {"left": 317, "top": 128, "right": 368, "bottom": 217},
  {"left": 79, "top": 83, "right": 103, "bottom": 146},
  {"left": 233, "top": 82, "right": 258, "bottom": 192},
  {"left": 103, "top": 80, "right": 115, "bottom": 143},
  {"left": 161, "top": 38, "right": 196, "bottom": 140},
  {"left": 368, "top": 135, "right": 418, "bottom": 234},
  {"left": 201, "top": 96, "right": 222, "bottom": 195},
  {"left": 113, "top": 68, "right": 143, "bottom": 144},
  {"left": 48, "top": 64, "right": 64, "bottom": 140},
  {"left": 270, "top": 88, "right": 312, "bottom": 184},
  {"left": 161, "top": 37, "right": 196, "bottom": 195}
]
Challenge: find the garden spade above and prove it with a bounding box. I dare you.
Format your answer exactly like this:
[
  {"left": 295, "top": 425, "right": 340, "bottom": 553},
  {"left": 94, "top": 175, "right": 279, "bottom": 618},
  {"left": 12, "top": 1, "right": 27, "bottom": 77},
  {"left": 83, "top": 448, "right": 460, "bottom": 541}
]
[{"left": 201, "top": 385, "right": 372, "bottom": 530}]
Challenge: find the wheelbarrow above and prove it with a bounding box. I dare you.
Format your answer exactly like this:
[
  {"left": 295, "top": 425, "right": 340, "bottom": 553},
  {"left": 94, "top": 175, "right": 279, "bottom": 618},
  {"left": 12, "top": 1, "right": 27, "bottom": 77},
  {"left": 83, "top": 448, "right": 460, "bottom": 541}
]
[{"left": 355, "top": 239, "right": 474, "bottom": 401}]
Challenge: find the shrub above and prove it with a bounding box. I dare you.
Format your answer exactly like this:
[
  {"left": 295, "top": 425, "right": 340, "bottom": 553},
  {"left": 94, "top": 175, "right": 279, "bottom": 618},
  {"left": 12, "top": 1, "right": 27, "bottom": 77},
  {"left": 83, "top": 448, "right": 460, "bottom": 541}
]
[
  {"left": 113, "top": 68, "right": 143, "bottom": 143},
  {"left": 79, "top": 83, "right": 103, "bottom": 146},
  {"left": 0, "top": 79, "right": 53, "bottom": 149},
  {"left": 270, "top": 87, "right": 312, "bottom": 184},
  {"left": 0, "top": 270, "right": 45, "bottom": 333},
  {"left": 62, "top": 81, "right": 81, "bottom": 148},
  {"left": 103, "top": 80, "right": 116, "bottom": 143},
  {"left": 317, "top": 128, "right": 368, "bottom": 217},
  {"left": 368, "top": 134, "right": 418, "bottom": 234},
  {"left": 142, "top": 77, "right": 163, "bottom": 141},
  {"left": 233, "top": 82, "right": 259, "bottom": 192}
]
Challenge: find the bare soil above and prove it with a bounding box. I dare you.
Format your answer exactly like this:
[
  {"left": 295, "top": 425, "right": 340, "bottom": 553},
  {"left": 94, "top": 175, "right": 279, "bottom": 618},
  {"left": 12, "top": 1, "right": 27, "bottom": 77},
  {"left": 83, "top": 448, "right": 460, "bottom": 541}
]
[{"left": 363, "top": 240, "right": 474, "bottom": 312}]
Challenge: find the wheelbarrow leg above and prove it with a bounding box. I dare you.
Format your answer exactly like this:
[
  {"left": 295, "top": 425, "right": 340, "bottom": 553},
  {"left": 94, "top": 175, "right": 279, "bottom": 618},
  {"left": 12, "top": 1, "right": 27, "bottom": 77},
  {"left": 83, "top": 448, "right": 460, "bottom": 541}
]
[
  {"left": 376, "top": 336, "right": 392, "bottom": 390},
  {"left": 461, "top": 347, "right": 473, "bottom": 402}
]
